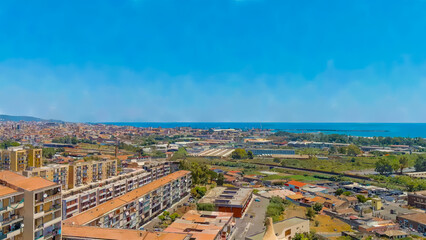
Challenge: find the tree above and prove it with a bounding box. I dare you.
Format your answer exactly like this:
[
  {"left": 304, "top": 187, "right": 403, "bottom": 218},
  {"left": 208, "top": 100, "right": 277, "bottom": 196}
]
[
  {"left": 356, "top": 195, "right": 367, "bottom": 203},
  {"left": 305, "top": 207, "right": 316, "bottom": 220},
  {"left": 170, "top": 213, "right": 180, "bottom": 221},
  {"left": 273, "top": 158, "right": 281, "bottom": 163},
  {"left": 247, "top": 151, "right": 254, "bottom": 159},
  {"left": 399, "top": 156, "right": 409, "bottom": 174},
  {"left": 375, "top": 158, "right": 394, "bottom": 175},
  {"left": 335, "top": 188, "right": 344, "bottom": 196},
  {"left": 217, "top": 173, "right": 224, "bottom": 186},
  {"left": 231, "top": 149, "right": 248, "bottom": 159},
  {"left": 312, "top": 203, "right": 323, "bottom": 213},
  {"left": 197, "top": 203, "right": 215, "bottom": 211},
  {"left": 346, "top": 144, "right": 361, "bottom": 156},
  {"left": 42, "top": 148, "right": 56, "bottom": 159},
  {"left": 415, "top": 155, "right": 426, "bottom": 172},
  {"left": 342, "top": 191, "right": 352, "bottom": 196}
]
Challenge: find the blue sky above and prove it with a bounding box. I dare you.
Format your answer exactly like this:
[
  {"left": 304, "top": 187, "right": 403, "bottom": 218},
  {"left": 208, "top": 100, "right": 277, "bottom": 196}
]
[{"left": 0, "top": 0, "right": 426, "bottom": 122}]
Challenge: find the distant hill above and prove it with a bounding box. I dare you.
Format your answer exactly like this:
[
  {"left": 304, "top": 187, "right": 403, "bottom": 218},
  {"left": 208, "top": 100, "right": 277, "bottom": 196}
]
[{"left": 0, "top": 114, "right": 63, "bottom": 122}]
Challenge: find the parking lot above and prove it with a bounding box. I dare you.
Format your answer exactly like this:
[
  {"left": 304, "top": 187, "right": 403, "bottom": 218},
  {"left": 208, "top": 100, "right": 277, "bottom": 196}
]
[{"left": 233, "top": 195, "right": 270, "bottom": 240}]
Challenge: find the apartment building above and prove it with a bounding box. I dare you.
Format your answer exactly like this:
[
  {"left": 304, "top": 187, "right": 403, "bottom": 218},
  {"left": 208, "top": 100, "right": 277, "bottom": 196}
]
[
  {"left": 0, "top": 185, "right": 25, "bottom": 240},
  {"left": 28, "top": 149, "right": 43, "bottom": 168},
  {"left": 24, "top": 164, "right": 70, "bottom": 191},
  {"left": 0, "top": 147, "right": 43, "bottom": 171},
  {"left": 68, "top": 160, "right": 117, "bottom": 189},
  {"left": 62, "top": 225, "right": 192, "bottom": 240},
  {"left": 164, "top": 210, "right": 235, "bottom": 240},
  {"left": 141, "top": 161, "right": 172, "bottom": 179},
  {"left": 0, "top": 171, "right": 62, "bottom": 240},
  {"left": 63, "top": 170, "right": 191, "bottom": 230},
  {"left": 62, "top": 169, "right": 152, "bottom": 219}
]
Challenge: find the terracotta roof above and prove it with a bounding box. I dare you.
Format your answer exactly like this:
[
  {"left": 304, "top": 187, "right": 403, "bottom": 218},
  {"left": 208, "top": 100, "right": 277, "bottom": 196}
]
[
  {"left": 0, "top": 185, "right": 17, "bottom": 197},
  {"left": 0, "top": 171, "right": 57, "bottom": 191},
  {"left": 62, "top": 225, "right": 190, "bottom": 240},
  {"left": 286, "top": 180, "right": 307, "bottom": 188},
  {"left": 64, "top": 170, "right": 190, "bottom": 226}
]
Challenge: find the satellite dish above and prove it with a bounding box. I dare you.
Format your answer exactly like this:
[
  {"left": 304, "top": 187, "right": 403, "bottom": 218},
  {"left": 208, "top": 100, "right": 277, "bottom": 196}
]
[{"left": 43, "top": 194, "right": 48, "bottom": 198}]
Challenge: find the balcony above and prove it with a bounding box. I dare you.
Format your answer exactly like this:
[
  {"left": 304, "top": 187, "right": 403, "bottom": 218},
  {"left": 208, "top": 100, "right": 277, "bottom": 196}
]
[
  {"left": 7, "top": 227, "right": 23, "bottom": 239},
  {"left": 8, "top": 200, "right": 24, "bottom": 211},
  {"left": 44, "top": 194, "right": 61, "bottom": 202},
  {"left": 43, "top": 216, "right": 61, "bottom": 228}
]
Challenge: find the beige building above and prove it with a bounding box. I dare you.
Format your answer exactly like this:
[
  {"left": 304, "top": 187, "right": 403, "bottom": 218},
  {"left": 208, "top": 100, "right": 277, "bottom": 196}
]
[
  {"left": 0, "top": 171, "right": 61, "bottom": 240},
  {"left": 0, "top": 185, "right": 25, "bottom": 240},
  {"left": 63, "top": 170, "right": 191, "bottom": 230},
  {"left": 0, "top": 147, "right": 43, "bottom": 171},
  {"left": 68, "top": 160, "right": 117, "bottom": 189},
  {"left": 24, "top": 164, "right": 70, "bottom": 190}
]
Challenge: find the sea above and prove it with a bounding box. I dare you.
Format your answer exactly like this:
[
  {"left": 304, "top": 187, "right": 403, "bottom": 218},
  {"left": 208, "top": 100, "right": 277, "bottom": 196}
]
[{"left": 100, "top": 122, "right": 426, "bottom": 138}]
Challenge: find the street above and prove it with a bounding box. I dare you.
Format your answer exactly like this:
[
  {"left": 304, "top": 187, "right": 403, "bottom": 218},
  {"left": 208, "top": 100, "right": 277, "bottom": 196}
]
[{"left": 233, "top": 195, "right": 270, "bottom": 240}]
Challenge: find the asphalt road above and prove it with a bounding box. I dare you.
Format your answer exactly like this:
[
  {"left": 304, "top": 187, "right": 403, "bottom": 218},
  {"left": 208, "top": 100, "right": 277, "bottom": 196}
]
[{"left": 233, "top": 195, "right": 270, "bottom": 240}]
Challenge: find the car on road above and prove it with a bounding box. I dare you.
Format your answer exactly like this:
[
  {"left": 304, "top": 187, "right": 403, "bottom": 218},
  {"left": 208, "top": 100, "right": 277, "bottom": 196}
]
[{"left": 255, "top": 198, "right": 260, "bottom": 202}]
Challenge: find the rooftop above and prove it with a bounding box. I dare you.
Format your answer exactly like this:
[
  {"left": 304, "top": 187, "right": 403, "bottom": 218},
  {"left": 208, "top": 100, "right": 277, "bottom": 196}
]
[
  {"left": 398, "top": 212, "right": 426, "bottom": 225},
  {"left": 62, "top": 225, "right": 191, "bottom": 240},
  {"left": 0, "top": 185, "right": 18, "bottom": 197},
  {"left": 64, "top": 170, "right": 190, "bottom": 226},
  {"left": 198, "top": 187, "right": 252, "bottom": 207},
  {"left": 164, "top": 210, "right": 233, "bottom": 240},
  {"left": 0, "top": 171, "right": 57, "bottom": 191}
]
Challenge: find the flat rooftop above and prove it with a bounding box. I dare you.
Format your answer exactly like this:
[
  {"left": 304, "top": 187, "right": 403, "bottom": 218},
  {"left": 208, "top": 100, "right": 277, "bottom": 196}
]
[
  {"left": 62, "top": 225, "right": 191, "bottom": 240},
  {"left": 63, "top": 170, "right": 190, "bottom": 226},
  {"left": 164, "top": 210, "right": 233, "bottom": 240},
  {"left": 198, "top": 187, "right": 252, "bottom": 207},
  {"left": 409, "top": 190, "right": 426, "bottom": 196},
  {"left": 0, "top": 171, "right": 57, "bottom": 191}
]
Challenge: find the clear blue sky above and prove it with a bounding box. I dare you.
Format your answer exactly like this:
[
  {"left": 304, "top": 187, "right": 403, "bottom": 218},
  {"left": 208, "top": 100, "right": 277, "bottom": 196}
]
[{"left": 1, "top": 0, "right": 426, "bottom": 122}]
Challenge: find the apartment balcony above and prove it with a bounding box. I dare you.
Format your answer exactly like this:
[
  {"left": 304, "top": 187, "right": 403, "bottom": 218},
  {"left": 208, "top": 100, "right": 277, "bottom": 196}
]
[
  {"left": 34, "top": 210, "right": 45, "bottom": 219},
  {"left": 5, "top": 227, "right": 24, "bottom": 239},
  {"left": 8, "top": 200, "right": 24, "bottom": 211},
  {"left": 44, "top": 194, "right": 61, "bottom": 202},
  {"left": 0, "top": 215, "right": 24, "bottom": 228},
  {"left": 43, "top": 216, "right": 61, "bottom": 228}
]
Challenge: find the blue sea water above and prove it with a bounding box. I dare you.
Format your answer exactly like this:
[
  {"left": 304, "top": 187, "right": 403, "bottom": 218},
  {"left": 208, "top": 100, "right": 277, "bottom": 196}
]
[{"left": 100, "top": 122, "right": 426, "bottom": 138}]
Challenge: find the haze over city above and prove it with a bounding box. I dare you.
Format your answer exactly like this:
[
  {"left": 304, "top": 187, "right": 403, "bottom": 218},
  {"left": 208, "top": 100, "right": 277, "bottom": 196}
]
[{"left": 1, "top": 0, "right": 426, "bottom": 122}]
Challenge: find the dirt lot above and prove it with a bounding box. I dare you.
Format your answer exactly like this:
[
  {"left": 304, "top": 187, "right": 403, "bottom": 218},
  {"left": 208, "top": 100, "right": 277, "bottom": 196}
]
[{"left": 283, "top": 205, "right": 352, "bottom": 233}]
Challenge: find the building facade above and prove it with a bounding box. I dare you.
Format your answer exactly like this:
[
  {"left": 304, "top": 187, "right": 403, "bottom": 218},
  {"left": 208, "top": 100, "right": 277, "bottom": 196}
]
[
  {"left": 0, "top": 171, "right": 62, "bottom": 240},
  {"left": 407, "top": 191, "right": 426, "bottom": 210},
  {"left": 63, "top": 170, "right": 191, "bottom": 231}
]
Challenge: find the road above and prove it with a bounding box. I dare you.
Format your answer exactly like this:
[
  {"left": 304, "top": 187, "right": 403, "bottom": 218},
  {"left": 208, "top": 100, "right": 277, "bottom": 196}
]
[{"left": 233, "top": 195, "right": 269, "bottom": 240}]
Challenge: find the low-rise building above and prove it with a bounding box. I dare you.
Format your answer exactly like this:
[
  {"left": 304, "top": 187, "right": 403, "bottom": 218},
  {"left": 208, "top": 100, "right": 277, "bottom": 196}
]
[
  {"left": 407, "top": 190, "right": 426, "bottom": 210},
  {"left": 198, "top": 187, "right": 252, "bottom": 218},
  {"left": 164, "top": 210, "right": 235, "bottom": 240},
  {"left": 397, "top": 213, "right": 426, "bottom": 233}
]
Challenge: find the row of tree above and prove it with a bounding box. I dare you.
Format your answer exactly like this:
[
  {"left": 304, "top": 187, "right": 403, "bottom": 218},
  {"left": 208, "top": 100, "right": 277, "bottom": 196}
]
[
  {"left": 375, "top": 156, "right": 409, "bottom": 175},
  {"left": 231, "top": 148, "right": 254, "bottom": 159},
  {"left": 274, "top": 131, "right": 426, "bottom": 147}
]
